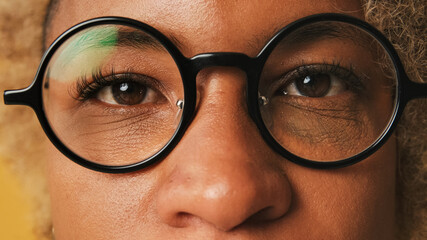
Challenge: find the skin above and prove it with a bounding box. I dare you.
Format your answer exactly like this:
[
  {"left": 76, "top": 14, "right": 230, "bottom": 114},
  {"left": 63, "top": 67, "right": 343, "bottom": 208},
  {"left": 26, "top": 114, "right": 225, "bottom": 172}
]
[{"left": 46, "top": 0, "right": 397, "bottom": 239}]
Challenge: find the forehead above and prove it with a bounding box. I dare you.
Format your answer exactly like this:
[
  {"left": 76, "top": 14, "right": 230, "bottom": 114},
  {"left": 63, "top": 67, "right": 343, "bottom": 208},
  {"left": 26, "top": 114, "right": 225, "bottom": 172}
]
[{"left": 47, "top": 0, "right": 363, "bottom": 57}]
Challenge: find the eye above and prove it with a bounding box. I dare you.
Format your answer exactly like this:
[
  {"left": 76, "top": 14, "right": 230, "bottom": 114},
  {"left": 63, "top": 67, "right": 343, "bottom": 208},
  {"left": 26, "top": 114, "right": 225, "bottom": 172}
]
[
  {"left": 73, "top": 71, "right": 168, "bottom": 106},
  {"left": 97, "top": 81, "right": 157, "bottom": 105},
  {"left": 277, "top": 64, "right": 358, "bottom": 98},
  {"left": 284, "top": 73, "right": 346, "bottom": 97}
]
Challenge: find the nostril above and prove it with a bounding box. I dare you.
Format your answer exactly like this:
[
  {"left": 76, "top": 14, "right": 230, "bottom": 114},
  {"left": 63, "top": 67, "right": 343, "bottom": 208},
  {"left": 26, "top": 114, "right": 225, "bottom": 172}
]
[
  {"left": 172, "top": 212, "right": 204, "bottom": 228},
  {"left": 157, "top": 169, "right": 292, "bottom": 231},
  {"left": 246, "top": 206, "right": 276, "bottom": 223}
]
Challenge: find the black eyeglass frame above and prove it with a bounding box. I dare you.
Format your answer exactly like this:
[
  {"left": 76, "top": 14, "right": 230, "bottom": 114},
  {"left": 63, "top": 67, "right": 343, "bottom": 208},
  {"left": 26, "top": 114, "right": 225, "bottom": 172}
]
[{"left": 4, "top": 13, "right": 427, "bottom": 173}]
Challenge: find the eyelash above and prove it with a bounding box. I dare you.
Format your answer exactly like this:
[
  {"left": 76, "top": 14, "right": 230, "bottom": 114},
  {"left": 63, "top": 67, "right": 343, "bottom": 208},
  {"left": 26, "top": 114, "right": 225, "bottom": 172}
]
[{"left": 73, "top": 69, "right": 152, "bottom": 101}]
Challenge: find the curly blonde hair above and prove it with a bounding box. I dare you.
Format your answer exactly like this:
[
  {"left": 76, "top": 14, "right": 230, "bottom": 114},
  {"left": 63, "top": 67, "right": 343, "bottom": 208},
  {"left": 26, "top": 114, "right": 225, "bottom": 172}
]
[
  {"left": 0, "top": 0, "right": 425, "bottom": 239},
  {"left": 363, "top": 1, "right": 427, "bottom": 239}
]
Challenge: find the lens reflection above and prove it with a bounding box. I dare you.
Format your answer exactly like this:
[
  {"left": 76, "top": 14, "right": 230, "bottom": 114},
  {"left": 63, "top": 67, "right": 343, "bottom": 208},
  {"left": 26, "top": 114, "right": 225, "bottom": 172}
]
[
  {"left": 42, "top": 24, "right": 184, "bottom": 166},
  {"left": 259, "top": 21, "right": 397, "bottom": 162}
]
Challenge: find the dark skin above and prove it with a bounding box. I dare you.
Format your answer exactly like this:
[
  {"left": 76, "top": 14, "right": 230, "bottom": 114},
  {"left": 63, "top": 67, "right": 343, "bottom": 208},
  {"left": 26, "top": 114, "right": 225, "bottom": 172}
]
[{"left": 45, "top": 0, "right": 397, "bottom": 239}]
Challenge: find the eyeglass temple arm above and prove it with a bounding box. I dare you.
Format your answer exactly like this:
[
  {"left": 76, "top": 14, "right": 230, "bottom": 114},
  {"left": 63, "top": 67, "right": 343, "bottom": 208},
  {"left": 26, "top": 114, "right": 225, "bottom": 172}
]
[
  {"left": 3, "top": 87, "right": 35, "bottom": 107},
  {"left": 405, "top": 78, "right": 427, "bottom": 101}
]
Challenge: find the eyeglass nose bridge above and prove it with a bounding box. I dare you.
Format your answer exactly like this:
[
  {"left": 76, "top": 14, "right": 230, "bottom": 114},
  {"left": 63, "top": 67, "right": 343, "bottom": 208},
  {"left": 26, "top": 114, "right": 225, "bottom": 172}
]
[
  {"left": 187, "top": 52, "right": 258, "bottom": 74},
  {"left": 180, "top": 52, "right": 264, "bottom": 128}
]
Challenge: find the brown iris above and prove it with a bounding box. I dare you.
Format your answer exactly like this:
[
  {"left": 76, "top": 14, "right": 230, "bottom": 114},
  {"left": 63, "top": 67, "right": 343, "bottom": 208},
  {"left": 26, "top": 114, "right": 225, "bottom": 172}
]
[
  {"left": 112, "top": 82, "right": 146, "bottom": 105},
  {"left": 295, "top": 74, "right": 331, "bottom": 97}
]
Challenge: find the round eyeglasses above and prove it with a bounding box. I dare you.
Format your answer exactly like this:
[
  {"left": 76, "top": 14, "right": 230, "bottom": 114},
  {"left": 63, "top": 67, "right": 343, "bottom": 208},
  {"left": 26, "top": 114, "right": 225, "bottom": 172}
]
[{"left": 4, "top": 13, "right": 427, "bottom": 173}]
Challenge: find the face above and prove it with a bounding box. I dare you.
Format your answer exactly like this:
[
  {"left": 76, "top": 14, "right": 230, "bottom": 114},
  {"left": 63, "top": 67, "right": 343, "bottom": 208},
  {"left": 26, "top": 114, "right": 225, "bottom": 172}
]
[{"left": 45, "top": 0, "right": 397, "bottom": 239}]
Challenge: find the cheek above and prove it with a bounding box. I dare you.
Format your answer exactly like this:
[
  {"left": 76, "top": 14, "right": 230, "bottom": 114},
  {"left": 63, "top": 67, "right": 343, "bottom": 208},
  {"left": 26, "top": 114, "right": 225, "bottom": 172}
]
[
  {"left": 283, "top": 134, "right": 397, "bottom": 238},
  {"left": 46, "top": 143, "right": 160, "bottom": 239}
]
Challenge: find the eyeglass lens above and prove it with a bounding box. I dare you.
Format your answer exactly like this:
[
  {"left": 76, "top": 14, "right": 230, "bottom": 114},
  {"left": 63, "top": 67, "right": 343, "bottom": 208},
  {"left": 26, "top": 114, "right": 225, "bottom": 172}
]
[
  {"left": 42, "top": 21, "right": 398, "bottom": 166},
  {"left": 43, "top": 25, "right": 184, "bottom": 166},
  {"left": 259, "top": 21, "right": 397, "bottom": 162}
]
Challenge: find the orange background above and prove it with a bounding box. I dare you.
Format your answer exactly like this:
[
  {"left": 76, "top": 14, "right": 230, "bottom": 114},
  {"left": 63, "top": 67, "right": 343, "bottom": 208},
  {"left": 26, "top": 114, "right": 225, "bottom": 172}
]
[{"left": 0, "top": 160, "right": 37, "bottom": 239}]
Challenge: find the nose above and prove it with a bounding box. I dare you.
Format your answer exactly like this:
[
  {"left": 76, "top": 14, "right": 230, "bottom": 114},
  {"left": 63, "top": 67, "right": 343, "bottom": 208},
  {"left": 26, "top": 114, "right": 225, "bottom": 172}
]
[{"left": 156, "top": 68, "right": 292, "bottom": 231}]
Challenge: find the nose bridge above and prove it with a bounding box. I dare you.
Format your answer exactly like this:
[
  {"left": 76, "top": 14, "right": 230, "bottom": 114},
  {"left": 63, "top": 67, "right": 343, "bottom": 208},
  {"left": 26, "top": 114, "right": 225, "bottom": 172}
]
[{"left": 155, "top": 63, "right": 292, "bottom": 231}]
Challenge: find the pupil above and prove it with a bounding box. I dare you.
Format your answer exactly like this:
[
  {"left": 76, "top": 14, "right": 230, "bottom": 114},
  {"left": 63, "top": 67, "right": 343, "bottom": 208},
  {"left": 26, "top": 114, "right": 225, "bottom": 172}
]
[
  {"left": 296, "top": 74, "right": 331, "bottom": 97},
  {"left": 112, "top": 82, "right": 146, "bottom": 105}
]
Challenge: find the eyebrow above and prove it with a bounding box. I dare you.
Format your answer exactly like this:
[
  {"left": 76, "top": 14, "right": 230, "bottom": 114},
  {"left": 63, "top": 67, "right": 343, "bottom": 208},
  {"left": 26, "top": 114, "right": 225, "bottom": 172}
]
[
  {"left": 275, "top": 22, "right": 370, "bottom": 49},
  {"left": 289, "top": 24, "right": 346, "bottom": 41},
  {"left": 115, "top": 28, "right": 183, "bottom": 52},
  {"left": 115, "top": 25, "right": 361, "bottom": 56},
  {"left": 89, "top": 23, "right": 368, "bottom": 57}
]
